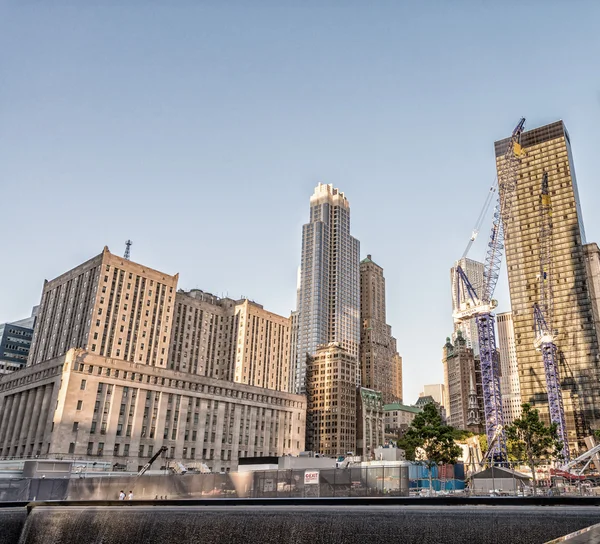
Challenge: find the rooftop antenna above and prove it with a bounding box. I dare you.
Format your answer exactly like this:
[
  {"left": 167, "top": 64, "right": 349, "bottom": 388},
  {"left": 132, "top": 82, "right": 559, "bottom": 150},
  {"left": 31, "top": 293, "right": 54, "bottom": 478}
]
[{"left": 124, "top": 240, "right": 133, "bottom": 260}]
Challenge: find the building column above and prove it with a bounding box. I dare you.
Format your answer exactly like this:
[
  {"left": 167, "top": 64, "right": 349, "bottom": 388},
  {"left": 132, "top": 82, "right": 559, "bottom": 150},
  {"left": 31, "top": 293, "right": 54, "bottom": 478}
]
[
  {"left": 3, "top": 393, "right": 23, "bottom": 454},
  {"left": 35, "top": 385, "right": 54, "bottom": 450},
  {"left": 25, "top": 387, "right": 44, "bottom": 455},
  {"left": 8, "top": 390, "right": 29, "bottom": 455},
  {"left": 129, "top": 386, "right": 147, "bottom": 461},
  {"left": 18, "top": 388, "right": 37, "bottom": 452},
  {"left": 0, "top": 395, "right": 15, "bottom": 453}
]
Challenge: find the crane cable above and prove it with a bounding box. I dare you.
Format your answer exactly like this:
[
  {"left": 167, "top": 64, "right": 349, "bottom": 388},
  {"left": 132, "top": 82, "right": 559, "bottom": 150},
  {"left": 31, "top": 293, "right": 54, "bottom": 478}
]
[{"left": 461, "top": 180, "right": 498, "bottom": 260}]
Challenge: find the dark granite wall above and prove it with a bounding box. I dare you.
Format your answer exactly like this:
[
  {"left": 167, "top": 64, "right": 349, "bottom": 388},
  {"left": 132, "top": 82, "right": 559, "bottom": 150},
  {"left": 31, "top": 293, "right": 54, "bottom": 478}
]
[{"left": 2, "top": 505, "right": 599, "bottom": 544}]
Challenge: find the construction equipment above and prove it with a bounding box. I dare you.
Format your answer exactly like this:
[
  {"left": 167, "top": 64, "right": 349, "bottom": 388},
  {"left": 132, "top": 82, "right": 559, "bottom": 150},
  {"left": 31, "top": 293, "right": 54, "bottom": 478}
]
[
  {"left": 559, "top": 442, "right": 600, "bottom": 476},
  {"left": 453, "top": 117, "right": 526, "bottom": 464},
  {"left": 137, "top": 445, "right": 167, "bottom": 477},
  {"left": 533, "top": 172, "right": 570, "bottom": 462}
]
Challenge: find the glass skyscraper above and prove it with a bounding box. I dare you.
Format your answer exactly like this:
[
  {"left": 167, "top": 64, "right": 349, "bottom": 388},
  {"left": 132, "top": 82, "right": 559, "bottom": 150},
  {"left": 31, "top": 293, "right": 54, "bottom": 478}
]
[{"left": 294, "top": 183, "right": 360, "bottom": 394}]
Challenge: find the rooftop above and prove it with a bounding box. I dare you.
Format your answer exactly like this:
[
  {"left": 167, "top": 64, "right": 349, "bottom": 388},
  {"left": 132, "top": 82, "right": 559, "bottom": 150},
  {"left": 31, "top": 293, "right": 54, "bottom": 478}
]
[{"left": 383, "top": 403, "right": 422, "bottom": 414}]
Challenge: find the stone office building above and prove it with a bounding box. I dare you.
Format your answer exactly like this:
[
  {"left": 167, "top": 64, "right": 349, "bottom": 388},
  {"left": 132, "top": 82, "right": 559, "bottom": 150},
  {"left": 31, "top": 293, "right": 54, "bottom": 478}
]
[
  {"left": 0, "top": 248, "right": 305, "bottom": 469},
  {"left": 0, "top": 350, "right": 305, "bottom": 471}
]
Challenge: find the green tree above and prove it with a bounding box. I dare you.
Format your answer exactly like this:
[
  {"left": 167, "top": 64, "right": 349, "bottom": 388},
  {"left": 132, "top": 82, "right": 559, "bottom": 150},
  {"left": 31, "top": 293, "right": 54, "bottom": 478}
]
[
  {"left": 398, "top": 403, "right": 462, "bottom": 493},
  {"left": 505, "top": 403, "right": 563, "bottom": 489}
]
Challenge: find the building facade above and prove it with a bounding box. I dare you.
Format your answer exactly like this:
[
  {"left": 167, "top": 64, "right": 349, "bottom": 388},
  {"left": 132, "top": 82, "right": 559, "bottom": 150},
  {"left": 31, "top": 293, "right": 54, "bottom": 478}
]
[
  {"left": 0, "top": 307, "right": 37, "bottom": 375},
  {"left": 496, "top": 120, "right": 600, "bottom": 448},
  {"left": 384, "top": 403, "right": 421, "bottom": 435},
  {"left": 0, "top": 349, "right": 305, "bottom": 471},
  {"left": 359, "top": 255, "right": 403, "bottom": 403},
  {"left": 442, "top": 332, "right": 483, "bottom": 432},
  {"left": 294, "top": 183, "right": 360, "bottom": 393},
  {"left": 29, "top": 246, "right": 178, "bottom": 368},
  {"left": 167, "top": 290, "right": 292, "bottom": 393},
  {"left": 356, "top": 388, "right": 384, "bottom": 458},
  {"left": 306, "top": 343, "right": 357, "bottom": 456},
  {"left": 419, "top": 384, "right": 446, "bottom": 409},
  {"left": 0, "top": 249, "right": 303, "bottom": 468},
  {"left": 451, "top": 258, "right": 484, "bottom": 355},
  {"left": 497, "top": 312, "right": 522, "bottom": 425}
]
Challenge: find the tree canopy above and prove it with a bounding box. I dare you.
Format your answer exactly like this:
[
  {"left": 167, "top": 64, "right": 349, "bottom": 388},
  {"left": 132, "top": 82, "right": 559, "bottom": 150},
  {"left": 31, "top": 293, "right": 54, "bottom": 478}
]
[
  {"left": 399, "top": 402, "right": 462, "bottom": 464},
  {"left": 505, "top": 403, "right": 563, "bottom": 487}
]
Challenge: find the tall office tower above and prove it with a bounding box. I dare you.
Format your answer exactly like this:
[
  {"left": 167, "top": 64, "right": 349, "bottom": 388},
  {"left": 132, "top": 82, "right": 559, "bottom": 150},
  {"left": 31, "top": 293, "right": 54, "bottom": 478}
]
[
  {"left": 295, "top": 183, "right": 360, "bottom": 393},
  {"left": 497, "top": 312, "right": 522, "bottom": 425},
  {"left": 442, "top": 332, "right": 483, "bottom": 432},
  {"left": 496, "top": 120, "right": 600, "bottom": 446},
  {"left": 450, "top": 258, "right": 485, "bottom": 354},
  {"left": 359, "top": 255, "right": 403, "bottom": 403},
  {"left": 306, "top": 343, "right": 357, "bottom": 456},
  {"left": 419, "top": 384, "right": 446, "bottom": 409},
  {"left": 28, "top": 247, "right": 178, "bottom": 368}
]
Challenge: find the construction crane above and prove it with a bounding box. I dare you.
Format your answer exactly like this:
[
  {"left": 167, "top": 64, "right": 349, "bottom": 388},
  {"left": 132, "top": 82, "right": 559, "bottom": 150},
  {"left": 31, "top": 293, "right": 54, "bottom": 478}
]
[
  {"left": 533, "top": 172, "right": 570, "bottom": 462},
  {"left": 453, "top": 117, "right": 526, "bottom": 464},
  {"left": 137, "top": 445, "right": 167, "bottom": 477}
]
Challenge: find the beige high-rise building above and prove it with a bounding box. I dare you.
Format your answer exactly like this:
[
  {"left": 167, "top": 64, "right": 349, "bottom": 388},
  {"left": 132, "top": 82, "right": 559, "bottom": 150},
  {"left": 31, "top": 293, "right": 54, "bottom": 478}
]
[
  {"left": 497, "top": 312, "right": 522, "bottom": 425},
  {"left": 359, "top": 255, "right": 403, "bottom": 403},
  {"left": 29, "top": 246, "right": 178, "bottom": 368},
  {"left": 232, "top": 299, "right": 291, "bottom": 392},
  {"left": 0, "top": 249, "right": 305, "bottom": 468},
  {"left": 306, "top": 343, "right": 357, "bottom": 456},
  {"left": 442, "top": 332, "right": 483, "bottom": 433},
  {"left": 168, "top": 290, "right": 292, "bottom": 393},
  {"left": 496, "top": 120, "right": 600, "bottom": 447},
  {"left": 419, "top": 384, "right": 446, "bottom": 409}
]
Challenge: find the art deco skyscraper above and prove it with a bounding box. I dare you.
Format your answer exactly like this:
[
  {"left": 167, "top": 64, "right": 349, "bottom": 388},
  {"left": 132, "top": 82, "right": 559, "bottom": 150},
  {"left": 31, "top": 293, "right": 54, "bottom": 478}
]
[
  {"left": 294, "top": 183, "right": 360, "bottom": 393},
  {"left": 496, "top": 120, "right": 600, "bottom": 446},
  {"left": 359, "top": 255, "right": 403, "bottom": 403}
]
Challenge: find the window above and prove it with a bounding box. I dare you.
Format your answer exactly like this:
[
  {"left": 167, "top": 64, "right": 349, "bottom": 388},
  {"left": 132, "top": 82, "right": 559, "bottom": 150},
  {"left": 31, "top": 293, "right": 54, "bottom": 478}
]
[
  {"left": 69, "top": 443, "right": 75, "bottom": 454},
  {"left": 77, "top": 400, "right": 83, "bottom": 410},
  {"left": 80, "top": 379, "right": 86, "bottom": 390},
  {"left": 90, "top": 421, "right": 97, "bottom": 434},
  {"left": 123, "top": 444, "right": 130, "bottom": 456},
  {"left": 139, "top": 445, "right": 145, "bottom": 457},
  {"left": 72, "top": 422, "right": 79, "bottom": 432}
]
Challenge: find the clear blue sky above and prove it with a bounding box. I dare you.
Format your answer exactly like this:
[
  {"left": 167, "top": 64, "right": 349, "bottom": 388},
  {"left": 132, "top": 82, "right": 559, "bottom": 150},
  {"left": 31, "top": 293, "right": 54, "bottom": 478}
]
[{"left": 1, "top": 2, "right": 599, "bottom": 403}]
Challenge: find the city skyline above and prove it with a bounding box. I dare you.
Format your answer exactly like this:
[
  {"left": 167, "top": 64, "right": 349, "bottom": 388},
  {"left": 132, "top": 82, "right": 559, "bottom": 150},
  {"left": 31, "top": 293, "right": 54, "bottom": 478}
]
[{"left": 2, "top": 3, "right": 600, "bottom": 405}]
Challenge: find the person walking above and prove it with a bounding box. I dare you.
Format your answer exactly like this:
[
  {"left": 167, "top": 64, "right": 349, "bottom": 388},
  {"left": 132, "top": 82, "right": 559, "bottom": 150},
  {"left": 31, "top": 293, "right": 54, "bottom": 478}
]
[
  {"left": 119, "top": 490, "right": 125, "bottom": 500},
  {"left": 128, "top": 490, "right": 134, "bottom": 501}
]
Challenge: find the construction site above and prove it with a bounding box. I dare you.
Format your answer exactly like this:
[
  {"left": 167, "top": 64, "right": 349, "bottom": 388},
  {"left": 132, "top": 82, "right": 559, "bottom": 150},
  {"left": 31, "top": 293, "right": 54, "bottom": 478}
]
[{"left": 450, "top": 118, "right": 600, "bottom": 492}]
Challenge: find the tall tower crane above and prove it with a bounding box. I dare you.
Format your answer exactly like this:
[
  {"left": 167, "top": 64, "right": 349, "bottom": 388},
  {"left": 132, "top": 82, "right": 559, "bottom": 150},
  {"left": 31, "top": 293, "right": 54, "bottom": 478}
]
[
  {"left": 453, "top": 117, "right": 526, "bottom": 463},
  {"left": 533, "top": 172, "right": 570, "bottom": 462}
]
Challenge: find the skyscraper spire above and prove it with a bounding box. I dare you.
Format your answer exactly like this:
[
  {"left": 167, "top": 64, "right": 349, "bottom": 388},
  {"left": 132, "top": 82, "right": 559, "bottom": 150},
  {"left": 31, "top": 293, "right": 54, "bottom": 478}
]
[{"left": 466, "top": 371, "right": 480, "bottom": 427}]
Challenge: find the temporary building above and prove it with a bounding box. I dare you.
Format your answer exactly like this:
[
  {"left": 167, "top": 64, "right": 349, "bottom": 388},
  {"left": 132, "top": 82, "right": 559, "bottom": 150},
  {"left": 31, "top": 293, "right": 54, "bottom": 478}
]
[{"left": 470, "top": 466, "right": 530, "bottom": 494}]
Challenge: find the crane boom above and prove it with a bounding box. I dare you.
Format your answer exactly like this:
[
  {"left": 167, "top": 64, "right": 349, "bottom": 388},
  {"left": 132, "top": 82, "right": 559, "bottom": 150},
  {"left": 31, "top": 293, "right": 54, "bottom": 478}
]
[
  {"left": 453, "top": 117, "right": 526, "bottom": 463},
  {"left": 137, "top": 445, "right": 167, "bottom": 477}
]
